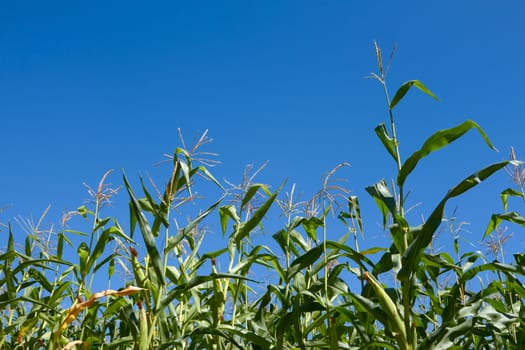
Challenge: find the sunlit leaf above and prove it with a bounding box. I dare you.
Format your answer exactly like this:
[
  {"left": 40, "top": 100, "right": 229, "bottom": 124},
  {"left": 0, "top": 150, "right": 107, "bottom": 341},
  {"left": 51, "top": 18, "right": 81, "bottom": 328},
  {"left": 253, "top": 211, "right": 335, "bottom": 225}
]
[
  {"left": 218, "top": 205, "right": 240, "bottom": 235},
  {"left": 398, "top": 120, "right": 497, "bottom": 188},
  {"left": 389, "top": 80, "right": 439, "bottom": 110},
  {"left": 484, "top": 211, "right": 525, "bottom": 238},
  {"left": 301, "top": 216, "right": 323, "bottom": 241},
  {"left": 241, "top": 183, "right": 270, "bottom": 209},
  {"left": 500, "top": 188, "right": 524, "bottom": 211}
]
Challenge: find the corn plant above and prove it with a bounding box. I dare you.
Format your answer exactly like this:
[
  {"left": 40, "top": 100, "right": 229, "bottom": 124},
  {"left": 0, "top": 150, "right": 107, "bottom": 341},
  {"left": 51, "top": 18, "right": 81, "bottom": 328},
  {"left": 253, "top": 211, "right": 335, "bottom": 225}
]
[
  {"left": 347, "top": 42, "right": 525, "bottom": 349},
  {"left": 1, "top": 44, "right": 525, "bottom": 350}
]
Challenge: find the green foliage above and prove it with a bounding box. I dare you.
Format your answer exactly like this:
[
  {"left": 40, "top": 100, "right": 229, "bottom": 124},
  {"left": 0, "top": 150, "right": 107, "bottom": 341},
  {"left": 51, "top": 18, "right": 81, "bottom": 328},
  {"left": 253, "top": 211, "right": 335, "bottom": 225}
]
[{"left": 1, "top": 45, "right": 525, "bottom": 350}]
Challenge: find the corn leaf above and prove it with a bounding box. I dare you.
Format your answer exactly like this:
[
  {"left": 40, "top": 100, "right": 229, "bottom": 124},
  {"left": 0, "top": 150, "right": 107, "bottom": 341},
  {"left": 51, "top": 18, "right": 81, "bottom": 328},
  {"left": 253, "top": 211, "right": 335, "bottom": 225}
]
[
  {"left": 398, "top": 120, "right": 497, "bottom": 188},
  {"left": 389, "top": 80, "right": 439, "bottom": 110},
  {"left": 399, "top": 161, "right": 509, "bottom": 280}
]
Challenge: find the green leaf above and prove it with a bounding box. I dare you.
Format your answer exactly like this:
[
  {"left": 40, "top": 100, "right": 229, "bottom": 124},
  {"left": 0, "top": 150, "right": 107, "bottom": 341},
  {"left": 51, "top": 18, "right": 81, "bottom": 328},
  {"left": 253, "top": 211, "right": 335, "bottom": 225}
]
[
  {"left": 333, "top": 304, "right": 371, "bottom": 344},
  {"left": 398, "top": 161, "right": 509, "bottom": 280},
  {"left": 7, "top": 226, "right": 14, "bottom": 253},
  {"left": 484, "top": 211, "right": 525, "bottom": 239},
  {"left": 398, "top": 120, "right": 497, "bottom": 188},
  {"left": 57, "top": 232, "right": 68, "bottom": 259},
  {"left": 514, "top": 253, "right": 525, "bottom": 266},
  {"left": 422, "top": 317, "right": 474, "bottom": 350},
  {"left": 150, "top": 154, "right": 184, "bottom": 238},
  {"left": 77, "top": 242, "right": 90, "bottom": 279},
  {"left": 158, "top": 273, "right": 256, "bottom": 311},
  {"left": 347, "top": 293, "right": 389, "bottom": 330},
  {"left": 78, "top": 205, "right": 90, "bottom": 218},
  {"left": 197, "top": 165, "right": 224, "bottom": 191},
  {"left": 389, "top": 80, "right": 439, "bottom": 110},
  {"left": 375, "top": 123, "right": 397, "bottom": 161},
  {"left": 365, "top": 179, "right": 396, "bottom": 229},
  {"left": 301, "top": 216, "right": 324, "bottom": 241},
  {"left": 232, "top": 181, "right": 284, "bottom": 245},
  {"left": 28, "top": 268, "right": 53, "bottom": 292},
  {"left": 241, "top": 183, "right": 271, "bottom": 209},
  {"left": 389, "top": 216, "right": 412, "bottom": 253},
  {"left": 139, "top": 177, "right": 168, "bottom": 229},
  {"left": 175, "top": 149, "right": 192, "bottom": 194},
  {"left": 272, "top": 229, "right": 300, "bottom": 258},
  {"left": 500, "top": 188, "right": 524, "bottom": 211},
  {"left": 108, "top": 257, "right": 115, "bottom": 278},
  {"left": 218, "top": 205, "right": 240, "bottom": 235},
  {"left": 124, "top": 173, "right": 165, "bottom": 286},
  {"left": 461, "top": 261, "right": 525, "bottom": 282},
  {"left": 348, "top": 195, "right": 363, "bottom": 234},
  {"left": 260, "top": 253, "right": 286, "bottom": 282},
  {"left": 285, "top": 245, "right": 323, "bottom": 281},
  {"left": 217, "top": 324, "right": 273, "bottom": 348},
  {"left": 94, "top": 253, "right": 118, "bottom": 274},
  {"left": 326, "top": 240, "right": 376, "bottom": 270}
]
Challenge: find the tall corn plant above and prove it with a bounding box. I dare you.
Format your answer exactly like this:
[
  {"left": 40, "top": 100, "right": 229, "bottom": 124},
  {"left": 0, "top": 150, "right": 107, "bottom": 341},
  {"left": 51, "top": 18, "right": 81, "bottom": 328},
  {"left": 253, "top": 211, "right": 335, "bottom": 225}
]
[
  {"left": 344, "top": 42, "right": 525, "bottom": 349},
  {"left": 120, "top": 131, "right": 253, "bottom": 350}
]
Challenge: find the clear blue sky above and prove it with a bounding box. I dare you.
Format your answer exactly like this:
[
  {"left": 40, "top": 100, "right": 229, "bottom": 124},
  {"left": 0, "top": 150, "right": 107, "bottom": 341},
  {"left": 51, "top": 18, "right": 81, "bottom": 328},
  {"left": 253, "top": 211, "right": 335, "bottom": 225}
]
[{"left": 1, "top": 2, "right": 524, "bottom": 260}]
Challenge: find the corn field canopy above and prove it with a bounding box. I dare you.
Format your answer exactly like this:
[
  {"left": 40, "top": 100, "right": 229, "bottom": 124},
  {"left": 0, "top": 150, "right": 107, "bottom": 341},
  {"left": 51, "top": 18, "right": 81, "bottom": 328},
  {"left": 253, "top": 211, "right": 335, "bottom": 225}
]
[{"left": 2, "top": 53, "right": 525, "bottom": 349}]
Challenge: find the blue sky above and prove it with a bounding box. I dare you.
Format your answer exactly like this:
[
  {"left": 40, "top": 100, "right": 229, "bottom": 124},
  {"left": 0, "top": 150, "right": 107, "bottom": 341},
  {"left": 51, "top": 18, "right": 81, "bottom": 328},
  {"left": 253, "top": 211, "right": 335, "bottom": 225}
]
[{"left": 1, "top": 2, "right": 524, "bottom": 263}]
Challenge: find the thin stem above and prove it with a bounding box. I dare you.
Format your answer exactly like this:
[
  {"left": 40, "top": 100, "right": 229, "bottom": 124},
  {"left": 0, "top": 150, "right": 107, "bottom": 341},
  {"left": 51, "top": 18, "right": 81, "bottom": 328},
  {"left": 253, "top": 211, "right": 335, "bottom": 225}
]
[{"left": 381, "top": 81, "right": 405, "bottom": 218}]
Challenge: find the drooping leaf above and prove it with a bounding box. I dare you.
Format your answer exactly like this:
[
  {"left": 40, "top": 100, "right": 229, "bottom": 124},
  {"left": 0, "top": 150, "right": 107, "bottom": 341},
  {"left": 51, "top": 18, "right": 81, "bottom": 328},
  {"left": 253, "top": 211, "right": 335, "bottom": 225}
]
[
  {"left": 197, "top": 165, "right": 224, "bottom": 190},
  {"left": 241, "top": 183, "right": 271, "bottom": 209},
  {"left": 389, "top": 80, "right": 439, "bottom": 110},
  {"left": 301, "top": 216, "right": 324, "bottom": 241},
  {"left": 484, "top": 211, "right": 525, "bottom": 238},
  {"left": 398, "top": 120, "right": 497, "bottom": 188},
  {"left": 461, "top": 261, "right": 525, "bottom": 282},
  {"left": 289, "top": 228, "right": 310, "bottom": 252},
  {"left": 365, "top": 179, "right": 396, "bottom": 229},
  {"left": 57, "top": 286, "right": 145, "bottom": 338},
  {"left": 326, "top": 241, "right": 376, "bottom": 271},
  {"left": 218, "top": 205, "right": 240, "bottom": 235},
  {"left": 375, "top": 123, "right": 397, "bottom": 161},
  {"left": 514, "top": 253, "right": 525, "bottom": 266},
  {"left": 500, "top": 188, "right": 524, "bottom": 211}
]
